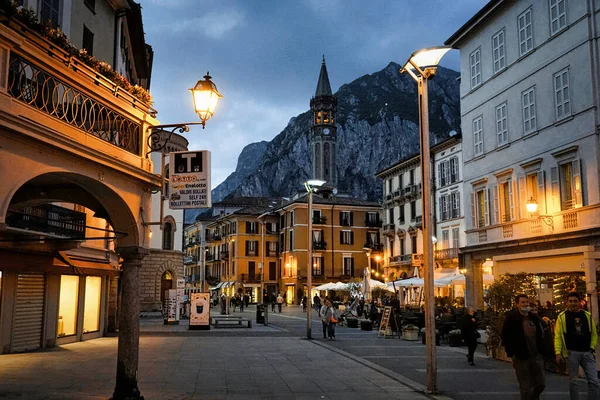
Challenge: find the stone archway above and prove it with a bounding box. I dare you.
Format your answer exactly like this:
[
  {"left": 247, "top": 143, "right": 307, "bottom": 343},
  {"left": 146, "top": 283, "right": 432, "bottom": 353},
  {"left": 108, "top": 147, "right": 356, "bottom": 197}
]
[{"left": 156, "top": 260, "right": 178, "bottom": 303}]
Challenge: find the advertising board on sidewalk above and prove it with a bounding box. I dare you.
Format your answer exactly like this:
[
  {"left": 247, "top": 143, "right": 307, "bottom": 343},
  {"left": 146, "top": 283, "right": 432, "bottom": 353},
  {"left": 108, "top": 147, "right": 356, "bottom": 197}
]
[{"left": 190, "top": 292, "right": 210, "bottom": 330}]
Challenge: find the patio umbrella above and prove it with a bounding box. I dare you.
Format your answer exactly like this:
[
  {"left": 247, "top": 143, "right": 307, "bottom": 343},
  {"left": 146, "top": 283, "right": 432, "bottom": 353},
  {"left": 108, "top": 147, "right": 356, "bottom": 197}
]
[{"left": 362, "top": 268, "right": 371, "bottom": 301}]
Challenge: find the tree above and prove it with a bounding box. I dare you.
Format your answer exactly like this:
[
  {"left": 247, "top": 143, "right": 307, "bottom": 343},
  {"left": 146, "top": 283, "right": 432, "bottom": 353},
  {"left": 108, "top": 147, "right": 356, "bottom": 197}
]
[{"left": 484, "top": 272, "right": 537, "bottom": 313}]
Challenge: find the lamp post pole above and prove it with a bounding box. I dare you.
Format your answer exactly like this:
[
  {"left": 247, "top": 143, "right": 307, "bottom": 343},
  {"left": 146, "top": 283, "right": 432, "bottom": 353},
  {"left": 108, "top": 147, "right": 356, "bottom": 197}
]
[
  {"left": 306, "top": 189, "right": 313, "bottom": 340},
  {"left": 226, "top": 235, "right": 231, "bottom": 315}
]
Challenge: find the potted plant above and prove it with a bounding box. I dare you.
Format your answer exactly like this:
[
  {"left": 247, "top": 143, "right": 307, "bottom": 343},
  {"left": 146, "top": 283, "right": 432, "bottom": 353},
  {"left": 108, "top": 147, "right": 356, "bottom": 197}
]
[
  {"left": 448, "top": 329, "right": 463, "bottom": 346},
  {"left": 420, "top": 327, "right": 440, "bottom": 345},
  {"left": 402, "top": 324, "right": 419, "bottom": 341}
]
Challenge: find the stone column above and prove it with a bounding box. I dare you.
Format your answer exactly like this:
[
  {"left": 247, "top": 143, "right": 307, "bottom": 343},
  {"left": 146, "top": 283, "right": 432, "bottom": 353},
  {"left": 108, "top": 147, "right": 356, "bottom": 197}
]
[
  {"left": 111, "top": 246, "right": 148, "bottom": 400},
  {"left": 583, "top": 249, "right": 600, "bottom": 371},
  {"left": 107, "top": 275, "right": 119, "bottom": 334}
]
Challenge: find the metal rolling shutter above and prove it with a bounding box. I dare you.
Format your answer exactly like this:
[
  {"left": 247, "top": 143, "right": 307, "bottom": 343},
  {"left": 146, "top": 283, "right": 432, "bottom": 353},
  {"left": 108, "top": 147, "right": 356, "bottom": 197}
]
[{"left": 12, "top": 274, "right": 45, "bottom": 352}]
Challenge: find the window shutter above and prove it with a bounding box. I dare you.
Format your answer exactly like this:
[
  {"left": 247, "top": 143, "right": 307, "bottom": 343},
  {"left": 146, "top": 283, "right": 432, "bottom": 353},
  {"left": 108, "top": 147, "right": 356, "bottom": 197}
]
[
  {"left": 492, "top": 185, "right": 499, "bottom": 224},
  {"left": 550, "top": 166, "right": 560, "bottom": 212},
  {"left": 351, "top": 258, "right": 355, "bottom": 276},
  {"left": 339, "top": 211, "right": 343, "bottom": 225},
  {"left": 438, "top": 166, "right": 442, "bottom": 188},
  {"left": 339, "top": 230, "right": 343, "bottom": 244},
  {"left": 350, "top": 212, "right": 353, "bottom": 226},
  {"left": 537, "top": 171, "right": 546, "bottom": 214},
  {"left": 484, "top": 189, "right": 490, "bottom": 226},
  {"left": 350, "top": 231, "right": 354, "bottom": 245},
  {"left": 456, "top": 193, "right": 461, "bottom": 218},
  {"left": 321, "top": 257, "right": 325, "bottom": 276},
  {"left": 572, "top": 159, "right": 582, "bottom": 207},
  {"left": 439, "top": 199, "right": 444, "bottom": 221},
  {"left": 255, "top": 241, "right": 259, "bottom": 257},
  {"left": 470, "top": 192, "right": 477, "bottom": 229},
  {"left": 246, "top": 221, "right": 250, "bottom": 233},
  {"left": 517, "top": 176, "right": 526, "bottom": 219},
  {"left": 509, "top": 180, "right": 515, "bottom": 221},
  {"left": 245, "top": 240, "right": 249, "bottom": 256}
]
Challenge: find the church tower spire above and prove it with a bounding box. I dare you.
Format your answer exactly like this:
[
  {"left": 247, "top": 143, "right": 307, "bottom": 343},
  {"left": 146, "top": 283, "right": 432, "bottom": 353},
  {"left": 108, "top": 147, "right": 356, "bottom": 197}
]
[{"left": 310, "top": 56, "right": 337, "bottom": 186}]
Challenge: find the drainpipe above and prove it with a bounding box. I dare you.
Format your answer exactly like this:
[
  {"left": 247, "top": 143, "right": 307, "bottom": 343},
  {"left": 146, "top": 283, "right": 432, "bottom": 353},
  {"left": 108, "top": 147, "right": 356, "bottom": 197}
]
[{"left": 331, "top": 204, "right": 335, "bottom": 277}]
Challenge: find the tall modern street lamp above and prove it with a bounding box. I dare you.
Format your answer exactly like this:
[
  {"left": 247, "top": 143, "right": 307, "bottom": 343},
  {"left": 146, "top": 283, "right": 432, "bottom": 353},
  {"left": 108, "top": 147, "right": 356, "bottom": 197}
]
[
  {"left": 401, "top": 46, "right": 451, "bottom": 394},
  {"left": 304, "top": 179, "right": 327, "bottom": 339}
]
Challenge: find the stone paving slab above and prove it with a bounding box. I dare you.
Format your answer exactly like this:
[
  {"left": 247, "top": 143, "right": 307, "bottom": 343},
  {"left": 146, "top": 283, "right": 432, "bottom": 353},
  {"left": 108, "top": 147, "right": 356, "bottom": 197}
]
[{"left": 0, "top": 336, "right": 434, "bottom": 400}]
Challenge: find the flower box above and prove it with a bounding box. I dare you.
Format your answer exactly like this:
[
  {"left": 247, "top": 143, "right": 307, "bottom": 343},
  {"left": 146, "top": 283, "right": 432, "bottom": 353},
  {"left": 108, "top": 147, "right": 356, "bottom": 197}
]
[{"left": 403, "top": 330, "right": 419, "bottom": 341}]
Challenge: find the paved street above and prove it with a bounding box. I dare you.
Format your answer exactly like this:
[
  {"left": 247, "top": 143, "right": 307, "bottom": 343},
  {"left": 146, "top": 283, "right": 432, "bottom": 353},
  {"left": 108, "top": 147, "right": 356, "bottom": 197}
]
[{"left": 0, "top": 304, "right": 590, "bottom": 400}]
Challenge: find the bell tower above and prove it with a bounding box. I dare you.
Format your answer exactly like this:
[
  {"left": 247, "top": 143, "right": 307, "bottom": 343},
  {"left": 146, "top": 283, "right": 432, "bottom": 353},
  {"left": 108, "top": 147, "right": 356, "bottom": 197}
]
[{"left": 310, "top": 56, "right": 337, "bottom": 186}]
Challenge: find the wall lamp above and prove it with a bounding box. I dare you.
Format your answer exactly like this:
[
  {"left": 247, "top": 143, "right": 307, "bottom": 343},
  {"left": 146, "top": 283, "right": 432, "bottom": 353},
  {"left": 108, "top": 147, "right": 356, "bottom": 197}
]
[{"left": 526, "top": 197, "right": 554, "bottom": 231}]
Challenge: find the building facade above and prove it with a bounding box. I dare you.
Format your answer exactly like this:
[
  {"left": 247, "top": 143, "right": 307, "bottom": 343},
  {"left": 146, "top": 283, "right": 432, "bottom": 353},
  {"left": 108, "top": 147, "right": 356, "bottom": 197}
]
[{"left": 446, "top": 0, "right": 600, "bottom": 312}]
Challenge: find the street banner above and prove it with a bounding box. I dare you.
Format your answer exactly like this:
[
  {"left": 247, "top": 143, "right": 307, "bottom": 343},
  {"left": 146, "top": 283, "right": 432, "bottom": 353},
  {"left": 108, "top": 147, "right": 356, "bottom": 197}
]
[
  {"left": 190, "top": 292, "right": 210, "bottom": 330},
  {"left": 168, "top": 150, "right": 211, "bottom": 209}
]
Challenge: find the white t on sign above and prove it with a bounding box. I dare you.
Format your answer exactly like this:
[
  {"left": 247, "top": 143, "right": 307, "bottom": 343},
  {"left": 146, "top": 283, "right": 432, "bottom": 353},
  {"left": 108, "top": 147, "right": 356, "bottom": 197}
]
[{"left": 168, "top": 150, "right": 211, "bottom": 209}]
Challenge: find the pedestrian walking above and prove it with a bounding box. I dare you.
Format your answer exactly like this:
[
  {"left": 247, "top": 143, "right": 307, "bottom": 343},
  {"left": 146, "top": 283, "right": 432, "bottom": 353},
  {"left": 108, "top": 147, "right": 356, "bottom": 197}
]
[
  {"left": 325, "top": 300, "right": 337, "bottom": 340},
  {"left": 276, "top": 293, "right": 283, "bottom": 313},
  {"left": 313, "top": 293, "right": 321, "bottom": 311},
  {"left": 239, "top": 294, "right": 244, "bottom": 312},
  {"left": 270, "top": 293, "right": 276, "bottom": 312},
  {"left": 302, "top": 296, "right": 308, "bottom": 313},
  {"left": 555, "top": 291, "right": 599, "bottom": 400},
  {"left": 461, "top": 307, "right": 480, "bottom": 366},
  {"left": 501, "top": 293, "right": 547, "bottom": 400},
  {"left": 231, "top": 295, "right": 237, "bottom": 312},
  {"left": 320, "top": 301, "right": 329, "bottom": 339}
]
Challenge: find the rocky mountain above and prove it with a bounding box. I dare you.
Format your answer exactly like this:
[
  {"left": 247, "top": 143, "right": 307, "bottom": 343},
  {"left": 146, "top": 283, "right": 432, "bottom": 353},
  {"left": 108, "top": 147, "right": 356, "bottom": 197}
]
[{"left": 212, "top": 61, "right": 460, "bottom": 207}]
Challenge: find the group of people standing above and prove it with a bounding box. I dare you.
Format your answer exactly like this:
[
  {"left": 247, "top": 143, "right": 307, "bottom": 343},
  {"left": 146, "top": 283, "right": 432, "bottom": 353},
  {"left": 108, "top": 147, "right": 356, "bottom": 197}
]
[
  {"left": 319, "top": 297, "right": 337, "bottom": 340},
  {"left": 500, "top": 292, "right": 599, "bottom": 400}
]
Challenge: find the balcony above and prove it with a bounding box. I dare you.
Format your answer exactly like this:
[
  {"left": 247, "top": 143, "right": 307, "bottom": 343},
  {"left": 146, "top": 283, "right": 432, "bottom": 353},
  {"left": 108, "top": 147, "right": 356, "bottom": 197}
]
[
  {"left": 365, "top": 218, "right": 382, "bottom": 228},
  {"left": 183, "top": 256, "right": 196, "bottom": 265},
  {"left": 0, "top": 21, "right": 158, "bottom": 174},
  {"left": 220, "top": 250, "right": 229, "bottom": 260},
  {"left": 266, "top": 249, "right": 279, "bottom": 257},
  {"left": 415, "top": 215, "right": 422, "bottom": 228},
  {"left": 241, "top": 273, "right": 262, "bottom": 283},
  {"left": 363, "top": 243, "right": 384, "bottom": 252},
  {"left": 389, "top": 255, "right": 402, "bottom": 264},
  {"left": 434, "top": 248, "right": 459, "bottom": 260},
  {"left": 313, "top": 241, "right": 327, "bottom": 250},
  {"left": 6, "top": 204, "right": 86, "bottom": 239},
  {"left": 312, "top": 216, "right": 327, "bottom": 225},
  {"left": 397, "top": 253, "right": 423, "bottom": 265},
  {"left": 383, "top": 223, "right": 395, "bottom": 234},
  {"left": 205, "top": 253, "right": 215, "bottom": 262},
  {"left": 467, "top": 205, "right": 600, "bottom": 246}
]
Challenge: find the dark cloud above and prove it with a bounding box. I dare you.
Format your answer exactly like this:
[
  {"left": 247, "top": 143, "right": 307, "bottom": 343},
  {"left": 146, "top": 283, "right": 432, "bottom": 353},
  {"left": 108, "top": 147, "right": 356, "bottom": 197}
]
[{"left": 141, "top": 0, "right": 486, "bottom": 186}]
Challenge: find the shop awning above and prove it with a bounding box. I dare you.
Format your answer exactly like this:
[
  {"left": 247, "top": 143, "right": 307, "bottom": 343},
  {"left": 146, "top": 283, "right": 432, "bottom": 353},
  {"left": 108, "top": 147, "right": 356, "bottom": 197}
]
[{"left": 53, "top": 251, "right": 120, "bottom": 276}]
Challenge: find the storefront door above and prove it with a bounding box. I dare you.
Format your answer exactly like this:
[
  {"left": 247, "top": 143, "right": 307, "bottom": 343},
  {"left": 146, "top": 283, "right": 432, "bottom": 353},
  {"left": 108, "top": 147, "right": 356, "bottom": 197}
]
[
  {"left": 12, "top": 273, "right": 45, "bottom": 352},
  {"left": 286, "top": 285, "right": 294, "bottom": 305},
  {"left": 161, "top": 271, "right": 173, "bottom": 304}
]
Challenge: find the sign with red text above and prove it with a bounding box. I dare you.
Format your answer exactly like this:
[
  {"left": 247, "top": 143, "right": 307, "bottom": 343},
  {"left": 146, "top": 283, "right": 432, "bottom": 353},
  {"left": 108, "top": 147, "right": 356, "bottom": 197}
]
[{"left": 168, "top": 150, "right": 211, "bottom": 209}]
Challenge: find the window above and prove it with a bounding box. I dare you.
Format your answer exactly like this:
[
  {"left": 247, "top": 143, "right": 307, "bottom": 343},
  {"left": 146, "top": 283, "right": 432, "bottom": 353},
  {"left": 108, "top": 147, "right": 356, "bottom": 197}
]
[
  {"left": 449, "top": 157, "right": 459, "bottom": 183},
  {"left": 492, "top": 180, "right": 515, "bottom": 223},
  {"left": 162, "top": 222, "right": 173, "bottom": 250},
  {"left": 388, "top": 208, "right": 395, "bottom": 225},
  {"left": 58, "top": 275, "right": 79, "bottom": 337},
  {"left": 554, "top": 68, "right": 571, "bottom": 119},
  {"left": 312, "top": 209, "right": 322, "bottom": 223},
  {"left": 343, "top": 257, "right": 354, "bottom": 276},
  {"left": 441, "top": 230, "right": 449, "bottom": 249},
  {"left": 473, "top": 116, "right": 484, "bottom": 156},
  {"left": 400, "top": 238, "right": 405, "bottom": 256},
  {"left": 451, "top": 191, "right": 460, "bottom": 218},
  {"left": 439, "top": 195, "right": 449, "bottom": 221},
  {"left": 470, "top": 48, "right": 482, "bottom": 88},
  {"left": 340, "top": 211, "right": 352, "bottom": 226},
  {"left": 82, "top": 25, "right": 94, "bottom": 56},
  {"left": 551, "top": 159, "right": 582, "bottom": 211},
  {"left": 340, "top": 230, "right": 353, "bottom": 245},
  {"left": 389, "top": 239, "right": 395, "bottom": 257},
  {"left": 279, "top": 232, "right": 285, "bottom": 250},
  {"left": 495, "top": 103, "right": 508, "bottom": 146},
  {"left": 366, "top": 212, "right": 379, "bottom": 225},
  {"left": 84, "top": 0, "right": 95, "bottom": 12},
  {"left": 411, "top": 235, "right": 417, "bottom": 254},
  {"left": 471, "top": 189, "right": 489, "bottom": 228},
  {"left": 246, "top": 221, "right": 258, "bottom": 234},
  {"left": 267, "top": 241, "right": 278, "bottom": 257},
  {"left": 289, "top": 211, "right": 294, "bottom": 226},
  {"left": 518, "top": 8, "right": 534, "bottom": 55},
  {"left": 520, "top": 171, "right": 545, "bottom": 216},
  {"left": 41, "top": 0, "right": 60, "bottom": 29},
  {"left": 269, "top": 261, "right": 277, "bottom": 280},
  {"left": 492, "top": 29, "right": 506, "bottom": 73},
  {"left": 388, "top": 178, "right": 393, "bottom": 193},
  {"left": 399, "top": 174, "right": 403, "bottom": 189},
  {"left": 246, "top": 240, "right": 258, "bottom": 256},
  {"left": 452, "top": 227, "right": 460, "bottom": 249},
  {"left": 366, "top": 231, "right": 379, "bottom": 247},
  {"left": 312, "top": 257, "right": 323, "bottom": 276},
  {"left": 399, "top": 204, "right": 405, "bottom": 224},
  {"left": 248, "top": 261, "right": 256, "bottom": 277},
  {"left": 522, "top": 87, "right": 537, "bottom": 134},
  {"left": 439, "top": 161, "right": 448, "bottom": 187},
  {"left": 549, "top": 0, "right": 567, "bottom": 35},
  {"left": 409, "top": 169, "right": 415, "bottom": 185},
  {"left": 288, "top": 230, "right": 293, "bottom": 251},
  {"left": 410, "top": 201, "right": 416, "bottom": 221}
]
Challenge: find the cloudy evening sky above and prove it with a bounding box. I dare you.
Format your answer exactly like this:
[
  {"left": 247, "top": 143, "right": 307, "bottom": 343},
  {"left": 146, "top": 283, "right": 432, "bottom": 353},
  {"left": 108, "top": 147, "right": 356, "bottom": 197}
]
[{"left": 141, "top": 0, "right": 487, "bottom": 188}]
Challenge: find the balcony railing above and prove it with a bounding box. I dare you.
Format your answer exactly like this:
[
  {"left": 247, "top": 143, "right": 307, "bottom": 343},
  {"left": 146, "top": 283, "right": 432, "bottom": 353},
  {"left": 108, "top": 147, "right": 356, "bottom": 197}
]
[
  {"left": 241, "top": 274, "right": 262, "bottom": 283},
  {"left": 365, "top": 218, "right": 382, "bottom": 228},
  {"left": 434, "top": 248, "right": 459, "bottom": 260},
  {"left": 363, "top": 243, "right": 384, "bottom": 252},
  {"left": 389, "top": 255, "right": 402, "bottom": 263},
  {"left": 220, "top": 250, "right": 229, "bottom": 260},
  {"left": 313, "top": 241, "right": 327, "bottom": 250},
  {"left": 205, "top": 253, "right": 215, "bottom": 262},
  {"left": 312, "top": 216, "right": 327, "bottom": 224},
  {"left": 415, "top": 215, "right": 422, "bottom": 227},
  {"left": 183, "top": 256, "right": 196, "bottom": 265},
  {"left": 383, "top": 223, "right": 395, "bottom": 233},
  {"left": 266, "top": 249, "right": 279, "bottom": 257},
  {"left": 6, "top": 205, "right": 86, "bottom": 238}
]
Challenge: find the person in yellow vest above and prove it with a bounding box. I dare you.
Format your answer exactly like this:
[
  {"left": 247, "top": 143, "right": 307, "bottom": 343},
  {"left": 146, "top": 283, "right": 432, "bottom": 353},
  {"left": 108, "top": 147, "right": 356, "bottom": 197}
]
[{"left": 555, "top": 292, "right": 599, "bottom": 400}]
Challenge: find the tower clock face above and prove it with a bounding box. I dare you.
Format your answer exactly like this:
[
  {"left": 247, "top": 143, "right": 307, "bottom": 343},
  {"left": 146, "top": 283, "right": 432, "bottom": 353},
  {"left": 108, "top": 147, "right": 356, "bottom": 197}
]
[{"left": 323, "top": 128, "right": 330, "bottom": 135}]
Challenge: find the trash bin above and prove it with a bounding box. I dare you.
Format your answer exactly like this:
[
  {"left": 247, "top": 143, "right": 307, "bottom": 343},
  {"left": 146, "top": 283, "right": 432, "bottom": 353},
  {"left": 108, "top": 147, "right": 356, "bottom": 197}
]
[{"left": 256, "top": 304, "right": 265, "bottom": 324}]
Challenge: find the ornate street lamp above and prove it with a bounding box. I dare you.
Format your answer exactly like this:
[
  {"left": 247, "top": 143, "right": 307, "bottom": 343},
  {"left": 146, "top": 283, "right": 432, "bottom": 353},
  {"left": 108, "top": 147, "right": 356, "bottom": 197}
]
[
  {"left": 401, "top": 45, "right": 451, "bottom": 394},
  {"left": 190, "top": 72, "right": 223, "bottom": 127},
  {"left": 526, "top": 197, "right": 554, "bottom": 231}
]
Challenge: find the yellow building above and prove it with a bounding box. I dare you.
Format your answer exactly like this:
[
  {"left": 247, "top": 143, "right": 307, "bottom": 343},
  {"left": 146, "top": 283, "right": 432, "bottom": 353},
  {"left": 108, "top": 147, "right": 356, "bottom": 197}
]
[
  {"left": 205, "top": 200, "right": 280, "bottom": 303},
  {"left": 277, "top": 194, "right": 382, "bottom": 305}
]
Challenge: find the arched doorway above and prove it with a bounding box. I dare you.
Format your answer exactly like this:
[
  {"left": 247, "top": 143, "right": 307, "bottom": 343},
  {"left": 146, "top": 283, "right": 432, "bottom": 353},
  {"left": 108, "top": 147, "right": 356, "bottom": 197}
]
[{"left": 160, "top": 271, "right": 174, "bottom": 304}]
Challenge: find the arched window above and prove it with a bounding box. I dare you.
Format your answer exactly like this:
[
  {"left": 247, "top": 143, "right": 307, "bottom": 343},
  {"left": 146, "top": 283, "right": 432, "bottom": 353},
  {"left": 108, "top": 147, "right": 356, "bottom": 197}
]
[{"left": 163, "top": 222, "right": 173, "bottom": 250}]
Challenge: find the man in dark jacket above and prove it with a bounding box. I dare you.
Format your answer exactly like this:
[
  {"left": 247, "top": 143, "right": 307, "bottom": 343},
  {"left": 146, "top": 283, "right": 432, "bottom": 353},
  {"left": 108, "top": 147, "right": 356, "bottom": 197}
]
[{"left": 501, "top": 294, "right": 547, "bottom": 400}]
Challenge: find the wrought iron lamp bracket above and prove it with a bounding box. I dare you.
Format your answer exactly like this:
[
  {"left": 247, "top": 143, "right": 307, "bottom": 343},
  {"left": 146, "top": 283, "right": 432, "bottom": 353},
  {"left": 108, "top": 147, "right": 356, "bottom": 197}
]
[
  {"left": 539, "top": 215, "right": 554, "bottom": 230},
  {"left": 145, "top": 122, "right": 205, "bottom": 158}
]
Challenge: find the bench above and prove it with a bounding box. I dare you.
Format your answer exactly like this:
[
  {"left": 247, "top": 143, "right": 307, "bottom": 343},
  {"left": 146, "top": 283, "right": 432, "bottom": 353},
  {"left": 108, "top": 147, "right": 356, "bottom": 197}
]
[{"left": 212, "top": 316, "right": 252, "bottom": 328}]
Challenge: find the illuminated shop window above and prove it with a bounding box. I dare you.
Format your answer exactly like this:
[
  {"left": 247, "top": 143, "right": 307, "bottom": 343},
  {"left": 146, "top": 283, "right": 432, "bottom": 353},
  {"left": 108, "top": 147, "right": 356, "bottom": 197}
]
[
  {"left": 83, "top": 276, "right": 101, "bottom": 333},
  {"left": 58, "top": 275, "right": 79, "bottom": 337}
]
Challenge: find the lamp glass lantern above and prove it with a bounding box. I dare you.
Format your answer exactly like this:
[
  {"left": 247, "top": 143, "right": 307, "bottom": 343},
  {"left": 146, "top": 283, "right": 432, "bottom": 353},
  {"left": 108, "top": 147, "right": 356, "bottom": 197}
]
[
  {"left": 190, "top": 72, "right": 223, "bottom": 126},
  {"left": 526, "top": 197, "right": 538, "bottom": 213}
]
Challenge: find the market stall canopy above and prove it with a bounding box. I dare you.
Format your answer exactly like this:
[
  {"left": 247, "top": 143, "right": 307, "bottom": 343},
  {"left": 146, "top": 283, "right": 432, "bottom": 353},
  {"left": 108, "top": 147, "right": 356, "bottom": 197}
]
[{"left": 314, "top": 282, "right": 337, "bottom": 291}]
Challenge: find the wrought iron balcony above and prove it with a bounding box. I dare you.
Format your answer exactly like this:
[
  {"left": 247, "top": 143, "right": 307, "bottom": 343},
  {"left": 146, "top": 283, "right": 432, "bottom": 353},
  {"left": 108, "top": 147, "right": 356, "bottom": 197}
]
[
  {"left": 266, "top": 249, "right": 279, "bottom": 257},
  {"left": 312, "top": 216, "right": 327, "bottom": 225},
  {"left": 434, "top": 248, "right": 459, "bottom": 260},
  {"left": 183, "top": 256, "right": 196, "bottom": 265},
  {"left": 205, "top": 253, "right": 215, "bottom": 262},
  {"left": 6, "top": 204, "right": 86, "bottom": 238},
  {"left": 365, "top": 218, "right": 382, "bottom": 228},
  {"left": 220, "top": 250, "right": 229, "bottom": 260},
  {"left": 415, "top": 215, "right": 422, "bottom": 227},
  {"left": 313, "top": 241, "right": 327, "bottom": 250},
  {"left": 389, "top": 255, "right": 402, "bottom": 264},
  {"left": 241, "top": 273, "right": 261, "bottom": 283},
  {"left": 383, "top": 223, "right": 395, "bottom": 233},
  {"left": 363, "top": 243, "right": 384, "bottom": 252}
]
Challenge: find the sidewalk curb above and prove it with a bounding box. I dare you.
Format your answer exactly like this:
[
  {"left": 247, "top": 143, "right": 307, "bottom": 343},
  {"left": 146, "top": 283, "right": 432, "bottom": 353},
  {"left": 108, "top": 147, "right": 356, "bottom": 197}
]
[{"left": 311, "top": 339, "right": 454, "bottom": 400}]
